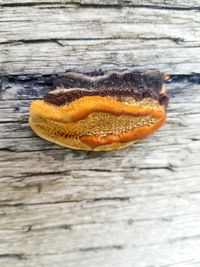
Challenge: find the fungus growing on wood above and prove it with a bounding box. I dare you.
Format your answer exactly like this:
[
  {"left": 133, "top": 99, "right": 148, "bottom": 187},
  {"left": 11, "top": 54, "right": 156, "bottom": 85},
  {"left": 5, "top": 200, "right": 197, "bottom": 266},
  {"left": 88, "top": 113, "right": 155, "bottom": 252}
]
[{"left": 29, "top": 70, "right": 169, "bottom": 151}]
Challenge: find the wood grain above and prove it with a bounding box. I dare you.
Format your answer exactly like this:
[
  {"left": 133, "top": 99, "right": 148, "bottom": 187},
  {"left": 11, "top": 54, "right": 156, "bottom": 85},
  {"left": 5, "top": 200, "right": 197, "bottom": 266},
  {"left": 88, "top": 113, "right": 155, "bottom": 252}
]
[
  {"left": 0, "top": 0, "right": 200, "bottom": 75},
  {"left": 0, "top": 74, "right": 200, "bottom": 266},
  {"left": 1, "top": 0, "right": 200, "bottom": 266}
]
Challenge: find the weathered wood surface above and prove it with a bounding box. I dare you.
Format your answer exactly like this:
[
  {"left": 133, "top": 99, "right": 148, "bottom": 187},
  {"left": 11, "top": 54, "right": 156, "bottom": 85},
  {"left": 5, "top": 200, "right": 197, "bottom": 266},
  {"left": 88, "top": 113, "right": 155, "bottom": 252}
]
[
  {"left": 0, "top": 0, "right": 200, "bottom": 75},
  {"left": 0, "top": 75, "right": 200, "bottom": 266},
  {"left": 1, "top": 0, "right": 200, "bottom": 266}
]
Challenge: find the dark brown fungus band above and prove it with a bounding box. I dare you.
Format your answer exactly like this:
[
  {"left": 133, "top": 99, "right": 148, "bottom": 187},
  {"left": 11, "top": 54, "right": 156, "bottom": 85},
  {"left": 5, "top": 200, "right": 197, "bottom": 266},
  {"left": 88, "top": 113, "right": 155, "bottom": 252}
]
[{"left": 44, "top": 70, "right": 168, "bottom": 108}]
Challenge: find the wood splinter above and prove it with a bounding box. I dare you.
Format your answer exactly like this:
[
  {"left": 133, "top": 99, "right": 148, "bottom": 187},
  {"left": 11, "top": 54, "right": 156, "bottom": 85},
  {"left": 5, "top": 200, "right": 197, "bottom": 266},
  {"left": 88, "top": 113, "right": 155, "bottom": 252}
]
[{"left": 29, "top": 70, "right": 169, "bottom": 151}]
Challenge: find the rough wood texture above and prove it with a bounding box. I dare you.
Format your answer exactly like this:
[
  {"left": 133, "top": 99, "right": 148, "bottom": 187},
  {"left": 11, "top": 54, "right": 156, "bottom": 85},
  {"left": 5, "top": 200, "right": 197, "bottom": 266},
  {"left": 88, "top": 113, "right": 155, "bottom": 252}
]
[
  {"left": 1, "top": 0, "right": 200, "bottom": 266},
  {"left": 0, "top": 74, "right": 200, "bottom": 266},
  {"left": 0, "top": 0, "right": 200, "bottom": 75}
]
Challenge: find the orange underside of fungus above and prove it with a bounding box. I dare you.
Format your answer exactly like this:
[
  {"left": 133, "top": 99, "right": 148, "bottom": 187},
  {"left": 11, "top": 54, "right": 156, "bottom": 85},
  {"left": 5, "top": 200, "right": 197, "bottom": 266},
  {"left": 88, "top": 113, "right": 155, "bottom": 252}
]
[{"left": 29, "top": 70, "right": 169, "bottom": 151}]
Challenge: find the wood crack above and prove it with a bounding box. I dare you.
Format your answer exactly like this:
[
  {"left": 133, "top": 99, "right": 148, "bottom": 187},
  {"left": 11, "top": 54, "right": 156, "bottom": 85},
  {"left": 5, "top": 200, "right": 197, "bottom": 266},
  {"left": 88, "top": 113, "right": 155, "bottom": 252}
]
[
  {"left": 0, "top": 197, "right": 131, "bottom": 208},
  {"left": 1, "top": 36, "right": 187, "bottom": 46},
  {"left": 0, "top": 254, "right": 25, "bottom": 260},
  {"left": 123, "top": 4, "right": 200, "bottom": 11},
  {"left": 138, "top": 166, "right": 175, "bottom": 172},
  {"left": 1, "top": 2, "right": 200, "bottom": 11},
  {"left": 79, "top": 245, "right": 124, "bottom": 252},
  {"left": 1, "top": 38, "right": 192, "bottom": 52}
]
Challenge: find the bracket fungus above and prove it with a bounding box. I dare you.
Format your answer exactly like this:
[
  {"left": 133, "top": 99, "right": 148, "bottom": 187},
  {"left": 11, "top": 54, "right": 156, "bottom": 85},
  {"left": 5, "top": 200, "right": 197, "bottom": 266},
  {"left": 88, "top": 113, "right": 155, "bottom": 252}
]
[{"left": 29, "top": 70, "right": 169, "bottom": 151}]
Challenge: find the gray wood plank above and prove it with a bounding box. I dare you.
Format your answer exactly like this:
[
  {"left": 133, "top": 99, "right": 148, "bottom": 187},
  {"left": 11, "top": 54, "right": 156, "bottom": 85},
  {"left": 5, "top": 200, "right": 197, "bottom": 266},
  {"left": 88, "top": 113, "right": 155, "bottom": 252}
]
[
  {"left": 1, "top": 0, "right": 200, "bottom": 265},
  {"left": 0, "top": 75, "right": 200, "bottom": 266},
  {"left": 0, "top": 2, "right": 200, "bottom": 74}
]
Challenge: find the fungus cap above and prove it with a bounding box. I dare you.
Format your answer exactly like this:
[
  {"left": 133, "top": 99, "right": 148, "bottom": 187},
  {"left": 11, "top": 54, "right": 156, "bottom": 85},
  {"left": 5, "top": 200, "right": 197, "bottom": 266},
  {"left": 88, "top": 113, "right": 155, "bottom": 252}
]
[{"left": 29, "top": 70, "right": 169, "bottom": 151}]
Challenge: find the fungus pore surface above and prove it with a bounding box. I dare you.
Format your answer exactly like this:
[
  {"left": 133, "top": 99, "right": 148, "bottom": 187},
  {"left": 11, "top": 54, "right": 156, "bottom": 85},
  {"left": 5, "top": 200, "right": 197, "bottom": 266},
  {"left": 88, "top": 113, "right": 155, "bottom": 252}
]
[{"left": 29, "top": 70, "right": 169, "bottom": 151}]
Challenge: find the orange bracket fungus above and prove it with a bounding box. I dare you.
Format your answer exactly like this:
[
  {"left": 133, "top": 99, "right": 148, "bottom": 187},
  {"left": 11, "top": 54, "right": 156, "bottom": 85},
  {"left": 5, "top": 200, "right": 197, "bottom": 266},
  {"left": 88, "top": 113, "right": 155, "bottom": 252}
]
[{"left": 29, "top": 70, "right": 169, "bottom": 151}]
